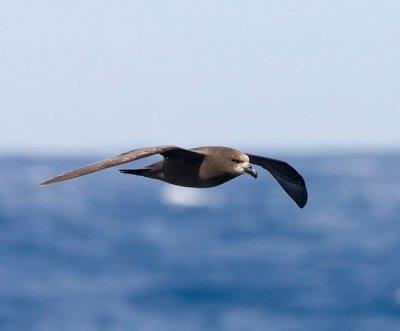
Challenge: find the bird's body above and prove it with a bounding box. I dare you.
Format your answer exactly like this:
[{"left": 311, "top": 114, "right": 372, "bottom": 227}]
[
  {"left": 41, "top": 145, "right": 308, "bottom": 208},
  {"left": 122, "top": 147, "right": 252, "bottom": 188}
]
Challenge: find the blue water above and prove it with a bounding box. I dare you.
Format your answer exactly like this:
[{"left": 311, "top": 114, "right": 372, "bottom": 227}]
[{"left": 1, "top": 152, "right": 400, "bottom": 330}]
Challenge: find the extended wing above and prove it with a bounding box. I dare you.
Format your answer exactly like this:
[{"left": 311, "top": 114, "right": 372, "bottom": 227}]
[
  {"left": 40, "top": 145, "right": 199, "bottom": 185},
  {"left": 247, "top": 153, "right": 308, "bottom": 208}
]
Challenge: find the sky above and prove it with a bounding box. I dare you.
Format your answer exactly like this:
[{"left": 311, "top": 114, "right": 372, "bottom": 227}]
[{"left": 1, "top": 1, "right": 399, "bottom": 154}]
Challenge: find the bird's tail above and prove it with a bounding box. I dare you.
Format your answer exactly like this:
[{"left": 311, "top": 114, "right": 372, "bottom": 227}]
[
  {"left": 119, "top": 168, "right": 152, "bottom": 176},
  {"left": 120, "top": 161, "right": 163, "bottom": 180}
]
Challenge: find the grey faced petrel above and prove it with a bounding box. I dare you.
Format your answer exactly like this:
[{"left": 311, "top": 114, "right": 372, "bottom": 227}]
[{"left": 40, "top": 145, "right": 308, "bottom": 208}]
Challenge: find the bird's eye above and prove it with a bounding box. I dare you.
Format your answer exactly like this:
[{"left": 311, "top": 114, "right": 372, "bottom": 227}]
[{"left": 232, "top": 157, "right": 241, "bottom": 163}]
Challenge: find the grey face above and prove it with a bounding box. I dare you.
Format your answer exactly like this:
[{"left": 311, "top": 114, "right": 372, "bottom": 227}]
[{"left": 231, "top": 152, "right": 257, "bottom": 179}]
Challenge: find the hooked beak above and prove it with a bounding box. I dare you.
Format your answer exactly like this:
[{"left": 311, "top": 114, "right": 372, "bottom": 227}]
[{"left": 243, "top": 164, "right": 257, "bottom": 179}]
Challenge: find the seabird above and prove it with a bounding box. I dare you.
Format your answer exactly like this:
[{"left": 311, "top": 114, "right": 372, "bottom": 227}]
[{"left": 40, "top": 145, "right": 308, "bottom": 208}]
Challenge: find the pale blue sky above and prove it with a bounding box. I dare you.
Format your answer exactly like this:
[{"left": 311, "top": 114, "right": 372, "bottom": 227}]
[{"left": 1, "top": 1, "right": 399, "bottom": 154}]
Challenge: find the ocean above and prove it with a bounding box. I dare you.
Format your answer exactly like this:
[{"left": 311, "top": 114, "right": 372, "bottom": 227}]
[{"left": 1, "top": 152, "right": 399, "bottom": 330}]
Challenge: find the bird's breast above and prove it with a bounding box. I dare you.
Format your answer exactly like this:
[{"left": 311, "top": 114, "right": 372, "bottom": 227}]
[{"left": 161, "top": 157, "right": 235, "bottom": 188}]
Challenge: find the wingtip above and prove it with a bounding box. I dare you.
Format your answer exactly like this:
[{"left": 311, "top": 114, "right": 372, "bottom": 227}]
[
  {"left": 39, "top": 176, "right": 64, "bottom": 185},
  {"left": 297, "top": 199, "right": 307, "bottom": 209},
  {"left": 39, "top": 179, "right": 53, "bottom": 185},
  {"left": 294, "top": 187, "right": 308, "bottom": 209}
]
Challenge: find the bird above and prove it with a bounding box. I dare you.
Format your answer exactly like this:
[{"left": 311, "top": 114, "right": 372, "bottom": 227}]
[{"left": 40, "top": 145, "right": 308, "bottom": 208}]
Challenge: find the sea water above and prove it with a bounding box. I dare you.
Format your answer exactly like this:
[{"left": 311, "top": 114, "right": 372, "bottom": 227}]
[{"left": 0, "top": 153, "right": 399, "bottom": 331}]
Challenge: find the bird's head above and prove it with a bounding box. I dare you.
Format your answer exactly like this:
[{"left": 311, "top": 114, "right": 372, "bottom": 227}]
[{"left": 230, "top": 152, "right": 258, "bottom": 179}]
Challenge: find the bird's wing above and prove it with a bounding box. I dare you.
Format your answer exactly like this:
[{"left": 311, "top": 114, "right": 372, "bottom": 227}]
[
  {"left": 247, "top": 153, "right": 308, "bottom": 208},
  {"left": 160, "top": 147, "right": 205, "bottom": 160},
  {"left": 40, "top": 145, "right": 200, "bottom": 185}
]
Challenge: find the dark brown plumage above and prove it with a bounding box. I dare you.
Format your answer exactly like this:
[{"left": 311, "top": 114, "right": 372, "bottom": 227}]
[{"left": 40, "top": 145, "right": 308, "bottom": 208}]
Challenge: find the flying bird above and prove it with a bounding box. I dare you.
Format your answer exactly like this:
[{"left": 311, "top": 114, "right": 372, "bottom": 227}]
[{"left": 40, "top": 145, "right": 308, "bottom": 208}]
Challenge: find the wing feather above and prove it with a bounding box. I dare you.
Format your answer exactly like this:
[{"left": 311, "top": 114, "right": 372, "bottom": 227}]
[
  {"left": 40, "top": 145, "right": 188, "bottom": 185},
  {"left": 247, "top": 153, "right": 308, "bottom": 208}
]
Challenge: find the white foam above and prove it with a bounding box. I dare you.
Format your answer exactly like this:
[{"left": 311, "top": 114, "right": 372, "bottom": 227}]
[{"left": 160, "top": 185, "right": 225, "bottom": 208}]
